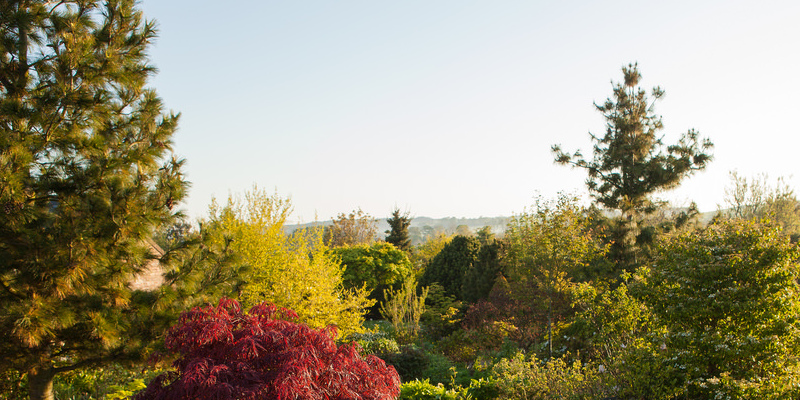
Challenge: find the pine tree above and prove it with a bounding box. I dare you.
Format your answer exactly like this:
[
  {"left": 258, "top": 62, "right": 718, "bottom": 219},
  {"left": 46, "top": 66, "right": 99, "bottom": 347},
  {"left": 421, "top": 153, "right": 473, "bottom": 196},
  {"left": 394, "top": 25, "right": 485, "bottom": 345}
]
[
  {"left": 0, "top": 2, "right": 190, "bottom": 399},
  {"left": 552, "top": 63, "right": 714, "bottom": 218},
  {"left": 385, "top": 207, "right": 411, "bottom": 251},
  {"left": 552, "top": 63, "right": 713, "bottom": 271}
]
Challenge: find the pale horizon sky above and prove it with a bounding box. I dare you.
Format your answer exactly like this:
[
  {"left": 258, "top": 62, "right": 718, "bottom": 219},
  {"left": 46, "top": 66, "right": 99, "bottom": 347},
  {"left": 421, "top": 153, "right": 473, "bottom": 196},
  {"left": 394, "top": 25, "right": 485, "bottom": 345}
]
[{"left": 140, "top": 0, "right": 800, "bottom": 224}]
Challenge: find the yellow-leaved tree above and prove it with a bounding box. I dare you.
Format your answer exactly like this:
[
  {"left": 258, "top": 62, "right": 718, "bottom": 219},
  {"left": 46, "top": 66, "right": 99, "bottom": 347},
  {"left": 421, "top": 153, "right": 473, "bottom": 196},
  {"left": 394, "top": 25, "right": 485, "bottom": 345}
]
[{"left": 203, "top": 186, "right": 373, "bottom": 337}]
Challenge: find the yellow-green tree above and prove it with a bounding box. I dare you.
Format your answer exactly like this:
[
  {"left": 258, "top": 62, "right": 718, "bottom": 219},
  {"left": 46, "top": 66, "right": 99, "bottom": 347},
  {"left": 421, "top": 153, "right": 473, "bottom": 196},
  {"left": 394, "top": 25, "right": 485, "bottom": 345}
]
[
  {"left": 505, "top": 194, "right": 607, "bottom": 357},
  {"left": 204, "top": 187, "right": 372, "bottom": 337}
]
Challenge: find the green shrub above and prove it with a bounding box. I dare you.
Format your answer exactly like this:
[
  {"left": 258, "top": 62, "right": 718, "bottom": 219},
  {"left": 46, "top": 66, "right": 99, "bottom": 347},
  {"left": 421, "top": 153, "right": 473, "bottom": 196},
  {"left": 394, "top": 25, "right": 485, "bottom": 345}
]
[
  {"left": 436, "top": 321, "right": 513, "bottom": 364},
  {"left": 420, "top": 283, "right": 464, "bottom": 341},
  {"left": 347, "top": 330, "right": 401, "bottom": 356},
  {"left": 382, "top": 344, "right": 431, "bottom": 382},
  {"left": 464, "top": 377, "right": 501, "bottom": 400},
  {"left": 399, "top": 377, "right": 501, "bottom": 400},
  {"left": 492, "top": 352, "right": 610, "bottom": 400},
  {"left": 399, "top": 379, "right": 462, "bottom": 400},
  {"left": 421, "top": 353, "right": 474, "bottom": 388}
]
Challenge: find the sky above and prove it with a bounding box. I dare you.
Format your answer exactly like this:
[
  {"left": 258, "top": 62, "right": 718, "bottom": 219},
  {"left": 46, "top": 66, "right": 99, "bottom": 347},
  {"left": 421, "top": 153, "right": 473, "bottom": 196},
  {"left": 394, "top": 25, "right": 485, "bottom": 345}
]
[{"left": 139, "top": 0, "right": 800, "bottom": 224}]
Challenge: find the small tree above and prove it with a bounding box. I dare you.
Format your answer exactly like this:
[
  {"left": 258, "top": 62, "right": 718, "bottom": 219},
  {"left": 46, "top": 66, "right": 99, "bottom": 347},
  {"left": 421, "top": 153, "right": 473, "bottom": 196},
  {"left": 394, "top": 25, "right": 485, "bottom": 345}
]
[
  {"left": 325, "top": 208, "right": 378, "bottom": 247},
  {"left": 461, "top": 236, "right": 504, "bottom": 303},
  {"left": 329, "top": 242, "right": 413, "bottom": 318},
  {"left": 204, "top": 187, "right": 373, "bottom": 338},
  {"left": 331, "top": 242, "right": 413, "bottom": 294},
  {"left": 504, "top": 194, "right": 607, "bottom": 358},
  {"left": 135, "top": 298, "right": 401, "bottom": 400},
  {"left": 380, "top": 276, "right": 429, "bottom": 342},
  {"left": 385, "top": 208, "right": 412, "bottom": 251},
  {"left": 553, "top": 63, "right": 713, "bottom": 271}
]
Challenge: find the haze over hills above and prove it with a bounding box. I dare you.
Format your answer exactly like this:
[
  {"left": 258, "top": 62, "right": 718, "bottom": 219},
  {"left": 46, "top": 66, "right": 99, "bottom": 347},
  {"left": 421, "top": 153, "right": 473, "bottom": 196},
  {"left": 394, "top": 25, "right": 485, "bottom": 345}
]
[
  {"left": 285, "top": 216, "right": 510, "bottom": 245},
  {"left": 285, "top": 209, "right": 722, "bottom": 246}
]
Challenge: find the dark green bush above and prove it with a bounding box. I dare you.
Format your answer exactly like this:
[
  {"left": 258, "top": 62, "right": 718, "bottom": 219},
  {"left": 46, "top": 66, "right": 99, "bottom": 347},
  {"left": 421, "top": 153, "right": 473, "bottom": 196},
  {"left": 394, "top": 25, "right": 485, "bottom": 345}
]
[{"left": 381, "top": 344, "right": 431, "bottom": 382}]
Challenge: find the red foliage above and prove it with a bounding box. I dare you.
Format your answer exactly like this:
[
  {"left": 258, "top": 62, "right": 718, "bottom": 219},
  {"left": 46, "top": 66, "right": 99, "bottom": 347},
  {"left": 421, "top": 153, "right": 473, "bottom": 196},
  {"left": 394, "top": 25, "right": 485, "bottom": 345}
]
[{"left": 135, "top": 298, "right": 400, "bottom": 400}]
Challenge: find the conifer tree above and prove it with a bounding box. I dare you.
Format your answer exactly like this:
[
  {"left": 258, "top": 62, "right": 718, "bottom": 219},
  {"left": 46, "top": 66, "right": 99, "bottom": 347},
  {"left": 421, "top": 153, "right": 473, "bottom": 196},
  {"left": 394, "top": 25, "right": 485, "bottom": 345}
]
[
  {"left": 385, "top": 207, "right": 411, "bottom": 251},
  {"left": 420, "top": 235, "right": 480, "bottom": 301},
  {"left": 552, "top": 63, "right": 713, "bottom": 270},
  {"left": 0, "top": 2, "right": 194, "bottom": 399},
  {"left": 552, "top": 63, "right": 713, "bottom": 218}
]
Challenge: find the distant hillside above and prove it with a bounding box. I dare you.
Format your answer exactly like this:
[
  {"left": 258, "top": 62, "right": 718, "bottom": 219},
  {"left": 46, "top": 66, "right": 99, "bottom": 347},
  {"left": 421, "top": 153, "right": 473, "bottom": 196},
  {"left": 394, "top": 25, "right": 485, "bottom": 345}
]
[
  {"left": 285, "top": 209, "right": 722, "bottom": 246},
  {"left": 285, "top": 216, "right": 510, "bottom": 246}
]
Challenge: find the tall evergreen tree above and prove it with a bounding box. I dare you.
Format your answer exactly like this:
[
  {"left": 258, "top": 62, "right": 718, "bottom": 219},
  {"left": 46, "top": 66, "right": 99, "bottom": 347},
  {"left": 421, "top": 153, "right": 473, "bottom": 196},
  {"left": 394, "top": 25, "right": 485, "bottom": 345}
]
[
  {"left": 552, "top": 63, "right": 713, "bottom": 218},
  {"left": 385, "top": 207, "right": 411, "bottom": 251},
  {"left": 552, "top": 63, "right": 713, "bottom": 270},
  {"left": 0, "top": 2, "right": 196, "bottom": 399}
]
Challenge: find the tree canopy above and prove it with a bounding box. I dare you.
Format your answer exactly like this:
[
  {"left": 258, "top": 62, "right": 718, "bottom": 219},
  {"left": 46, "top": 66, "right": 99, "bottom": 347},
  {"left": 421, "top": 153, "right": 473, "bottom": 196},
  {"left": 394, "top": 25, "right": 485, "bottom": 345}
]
[
  {"left": 330, "top": 242, "right": 412, "bottom": 293},
  {"left": 420, "top": 235, "right": 480, "bottom": 301}
]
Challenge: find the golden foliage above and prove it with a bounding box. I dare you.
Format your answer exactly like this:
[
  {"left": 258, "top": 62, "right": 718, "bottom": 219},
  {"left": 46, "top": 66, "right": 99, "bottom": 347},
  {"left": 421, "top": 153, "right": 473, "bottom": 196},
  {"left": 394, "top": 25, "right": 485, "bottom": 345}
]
[{"left": 204, "top": 186, "right": 373, "bottom": 337}]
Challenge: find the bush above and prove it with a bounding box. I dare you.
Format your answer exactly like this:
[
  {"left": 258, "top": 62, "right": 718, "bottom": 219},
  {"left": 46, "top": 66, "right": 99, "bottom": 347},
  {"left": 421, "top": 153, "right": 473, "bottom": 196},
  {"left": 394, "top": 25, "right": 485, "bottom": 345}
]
[
  {"left": 436, "top": 322, "right": 514, "bottom": 364},
  {"left": 399, "top": 379, "right": 462, "bottom": 400},
  {"left": 420, "top": 283, "right": 464, "bottom": 342},
  {"left": 381, "top": 345, "right": 431, "bottom": 382},
  {"left": 347, "top": 330, "right": 400, "bottom": 357},
  {"left": 421, "top": 353, "right": 474, "bottom": 388},
  {"left": 399, "top": 378, "right": 500, "bottom": 400},
  {"left": 492, "top": 352, "right": 610, "bottom": 400},
  {"left": 55, "top": 364, "right": 163, "bottom": 400},
  {"left": 464, "top": 377, "right": 501, "bottom": 400},
  {"left": 135, "top": 298, "right": 400, "bottom": 400}
]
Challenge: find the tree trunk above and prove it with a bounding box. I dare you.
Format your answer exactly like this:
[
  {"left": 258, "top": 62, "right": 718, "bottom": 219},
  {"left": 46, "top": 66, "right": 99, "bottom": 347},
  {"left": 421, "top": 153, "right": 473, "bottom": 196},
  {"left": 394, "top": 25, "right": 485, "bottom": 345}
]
[{"left": 27, "top": 366, "right": 55, "bottom": 400}]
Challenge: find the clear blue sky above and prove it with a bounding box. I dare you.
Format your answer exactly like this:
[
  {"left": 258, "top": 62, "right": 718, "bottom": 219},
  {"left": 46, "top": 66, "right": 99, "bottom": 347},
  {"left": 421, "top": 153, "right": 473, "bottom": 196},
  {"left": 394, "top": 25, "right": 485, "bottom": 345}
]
[{"left": 139, "top": 0, "right": 800, "bottom": 223}]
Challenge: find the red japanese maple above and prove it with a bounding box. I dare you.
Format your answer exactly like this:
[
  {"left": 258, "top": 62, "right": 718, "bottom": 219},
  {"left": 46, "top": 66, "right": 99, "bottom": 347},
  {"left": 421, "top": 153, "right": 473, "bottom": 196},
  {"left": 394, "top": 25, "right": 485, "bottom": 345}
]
[{"left": 135, "top": 298, "right": 400, "bottom": 400}]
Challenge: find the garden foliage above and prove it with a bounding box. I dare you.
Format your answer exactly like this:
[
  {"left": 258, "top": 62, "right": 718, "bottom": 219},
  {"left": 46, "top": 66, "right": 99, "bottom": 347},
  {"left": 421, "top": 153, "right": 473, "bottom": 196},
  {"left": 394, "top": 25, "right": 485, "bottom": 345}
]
[
  {"left": 135, "top": 298, "right": 401, "bottom": 400},
  {"left": 0, "top": 1, "right": 218, "bottom": 398},
  {"left": 332, "top": 242, "right": 413, "bottom": 293},
  {"left": 204, "top": 187, "right": 372, "bottom": 337},
  {"left": 638, "top": 219, "right": 800, "bottom": 398}
]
